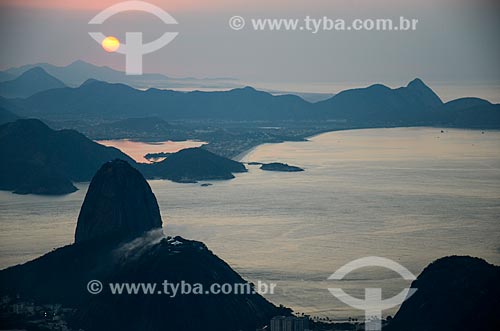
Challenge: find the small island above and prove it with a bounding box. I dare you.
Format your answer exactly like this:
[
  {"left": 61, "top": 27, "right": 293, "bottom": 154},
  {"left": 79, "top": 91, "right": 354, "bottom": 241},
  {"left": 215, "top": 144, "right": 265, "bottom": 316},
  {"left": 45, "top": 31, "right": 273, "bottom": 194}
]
[
  {"left": 260, "top": 162, "right": 304, "bottom": 172},
  {"left": 146, "top": 147, "right": 248, "bottom": 183},
  {"left": 144, "top": 152, "right": 171, "bottom": 162}
]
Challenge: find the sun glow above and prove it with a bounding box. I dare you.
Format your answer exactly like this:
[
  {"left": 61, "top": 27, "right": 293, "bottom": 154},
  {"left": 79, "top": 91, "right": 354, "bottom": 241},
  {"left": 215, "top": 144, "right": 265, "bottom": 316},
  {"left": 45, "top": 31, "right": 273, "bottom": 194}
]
[{"left": 101, "top": 36, "right": 120, "bottom": 52}]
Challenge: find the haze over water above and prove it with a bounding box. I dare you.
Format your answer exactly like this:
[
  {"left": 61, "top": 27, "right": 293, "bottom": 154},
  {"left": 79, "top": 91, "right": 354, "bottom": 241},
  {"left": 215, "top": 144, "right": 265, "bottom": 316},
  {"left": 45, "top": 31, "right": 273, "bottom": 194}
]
[
  {"left": 97, "top": 139, "right": 205, "bottom": 163},
  {"left": 1, "top": 128, "right": 499, "bottom": 319}
]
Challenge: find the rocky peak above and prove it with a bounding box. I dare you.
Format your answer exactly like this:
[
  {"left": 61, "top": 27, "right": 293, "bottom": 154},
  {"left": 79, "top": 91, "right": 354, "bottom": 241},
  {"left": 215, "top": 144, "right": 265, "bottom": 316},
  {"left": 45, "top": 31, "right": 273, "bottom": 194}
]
[
  {"left": 406, "top": 78, "right": 426, "bottom": 89},
  {"left": 74, "top": 159, "right": 162, "bottom": 243},
  {"left": 404, "top": 78, "right": 443, "bottom": 108}
]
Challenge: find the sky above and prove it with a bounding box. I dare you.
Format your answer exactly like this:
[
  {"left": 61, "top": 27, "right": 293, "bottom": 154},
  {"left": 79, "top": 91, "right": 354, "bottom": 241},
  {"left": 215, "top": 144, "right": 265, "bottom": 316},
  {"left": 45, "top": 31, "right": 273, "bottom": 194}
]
[{"left": 0, "top": 0, "right": 499, "bottom": 95}]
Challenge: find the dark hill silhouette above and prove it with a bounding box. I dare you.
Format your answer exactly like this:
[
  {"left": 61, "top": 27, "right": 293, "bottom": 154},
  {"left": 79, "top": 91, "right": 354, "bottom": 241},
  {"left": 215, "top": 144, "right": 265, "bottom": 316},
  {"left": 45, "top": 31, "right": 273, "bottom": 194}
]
[
  {"left": 440, "top": 98, "right": 500, "bottom": 128},
  {"left": 260, "top": 162, "right": 304, "bottom": 172},
  {"left": 313, "top": 79, "right": 444, "bottom": 124},
  {"left": 0, "top": 70, "right": 14, "bottom": 82},
  {"left": 146, "top": 147, "right": 248, "bottom": 183},
  {"left": 15, "top": 80, "right": 310, "bottom": 121},
  {"left": 0, "top": 107, "right": 20, "bottom": 125},
  {"left": 386, "top": 256, "right": 500, "bottom": 331},
  {"left": 4, "top": 60, "right": 169, "bottom": 87},
  {"left": 12, "top": 77, "right": 499, "bottom": 127},
  {"left": 1, "top": 163, "right": 78, "bottom": 195},
  {"left": 403, "top": 78, "right": 444, "bottom": 108},
  {"left": 4, "top": 60, "right": 236, "bottom": 89},
  {"left": 0, "top": 160, "right": 286, "bottom": 331},
  {"left": 14, "top": 79, "right": 143, "bottom": 119},
  {"left": 0, "top": 119, "right": 247, "bottom": 194},
  {"left": 441, "top": 97, "right": 491, "bottom": 111},
  {"left": 0, "top": 119, "right": 134, "bottom": 194},
  {"left": 0, "top": 67, "right": 66, "bottom": 98},
  {"left": 75, "top": 160, "right": 163, "bottom": 243},
  {"left": 0, "top": 95, "right": 25, "bottom": 115}
]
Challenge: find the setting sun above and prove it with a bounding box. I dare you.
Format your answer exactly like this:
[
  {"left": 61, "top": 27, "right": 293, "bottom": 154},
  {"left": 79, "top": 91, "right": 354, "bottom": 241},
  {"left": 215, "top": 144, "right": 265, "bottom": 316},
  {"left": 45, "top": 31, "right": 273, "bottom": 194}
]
[{"left": 101, "top": 36, "right": 120, "bottom": 52}]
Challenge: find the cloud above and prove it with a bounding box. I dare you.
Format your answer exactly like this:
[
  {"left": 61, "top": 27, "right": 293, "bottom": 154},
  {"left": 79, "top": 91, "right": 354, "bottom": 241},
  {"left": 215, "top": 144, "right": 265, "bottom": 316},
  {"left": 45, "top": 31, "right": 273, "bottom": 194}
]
[{"left": 113, "top": 228, "right": 165, "bottom": 261}]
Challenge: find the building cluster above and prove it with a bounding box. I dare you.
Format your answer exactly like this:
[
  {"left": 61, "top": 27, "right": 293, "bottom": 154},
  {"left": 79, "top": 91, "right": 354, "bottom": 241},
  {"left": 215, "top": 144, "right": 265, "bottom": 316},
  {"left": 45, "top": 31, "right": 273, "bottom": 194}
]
[
  {"left": 0, "top": 295, "right": 75, "bottom": 331},
  {"left": 263, "top": 315, "right": 310, "bottom": 331}
]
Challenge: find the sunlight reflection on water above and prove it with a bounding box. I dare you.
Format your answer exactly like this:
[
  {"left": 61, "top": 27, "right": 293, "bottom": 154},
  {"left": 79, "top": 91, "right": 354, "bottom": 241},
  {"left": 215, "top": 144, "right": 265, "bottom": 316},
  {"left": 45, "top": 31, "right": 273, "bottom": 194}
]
[{"left": 1, "top": 128, "right": 499, "bottom": 319}]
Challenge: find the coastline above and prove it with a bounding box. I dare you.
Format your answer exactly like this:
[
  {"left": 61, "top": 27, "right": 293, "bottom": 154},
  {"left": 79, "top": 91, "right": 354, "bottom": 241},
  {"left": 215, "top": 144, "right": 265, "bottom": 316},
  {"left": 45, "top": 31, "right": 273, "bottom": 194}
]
[
  {"left": 2, "top": 127, "right": 500, "bottom": 321},
  {"left": 233, "top": 125, "right": 500, "bottom": 162},
  {"left": 233, "top": 143, "right": 272, "bottom": 162}
]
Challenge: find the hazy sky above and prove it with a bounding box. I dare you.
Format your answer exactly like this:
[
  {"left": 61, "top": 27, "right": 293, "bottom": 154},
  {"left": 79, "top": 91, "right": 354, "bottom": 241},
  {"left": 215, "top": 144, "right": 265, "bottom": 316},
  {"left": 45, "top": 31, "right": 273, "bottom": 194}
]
[{"left": 0, "top": 0, "right": 499, "bottom": 90}]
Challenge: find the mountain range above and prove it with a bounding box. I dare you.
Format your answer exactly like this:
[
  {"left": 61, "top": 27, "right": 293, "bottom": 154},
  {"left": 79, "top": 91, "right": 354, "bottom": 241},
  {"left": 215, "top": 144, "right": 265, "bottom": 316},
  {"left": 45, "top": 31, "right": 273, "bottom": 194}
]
[
  {"left": 1, "top": 62, "right": 499, "bottom": 329},
  {"left": 0, "top": 119, "right": 247, "bottom": 194},
  {"left": 314, "top": 78, "right": 443, "bottom": 123},
  {"left": 0, "top": 67, "right": 66, "bottom": 98},
  {"left": 0, "top": 119, "right": 134, "bottom": 194},
  {"left": 1, "top": 60, "right": 238, "bottom": 89},
  {"left": 1, "top": 63, "right": 499, "bottom": 195},
  {"left": 0, "top": 71, "right": 14, "bottom": 83},
  {"left": 10, "top": 79, "right": 310, "bottom": 121},
  {"left": 3, "top": 75, "right": 498, "bottom": 128},
  {"left": 0, "top": 107, "right": 20, "bottom": 125}
]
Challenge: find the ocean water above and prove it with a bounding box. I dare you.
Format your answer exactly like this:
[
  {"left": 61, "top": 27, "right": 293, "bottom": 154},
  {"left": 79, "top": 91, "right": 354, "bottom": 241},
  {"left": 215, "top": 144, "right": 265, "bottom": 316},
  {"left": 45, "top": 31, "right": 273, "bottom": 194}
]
[
  {"left": 97, "top": 139, "right": 205, "bottom": 163},
  {"left": 1, "top": 127, "right": 499, "bottom": 319}
]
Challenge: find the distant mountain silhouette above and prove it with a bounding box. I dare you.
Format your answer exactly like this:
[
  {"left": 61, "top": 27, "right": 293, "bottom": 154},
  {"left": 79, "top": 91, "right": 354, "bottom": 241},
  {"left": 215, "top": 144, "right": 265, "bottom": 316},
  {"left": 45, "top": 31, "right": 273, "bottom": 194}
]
[
  {"left": 4, "top": 60, "right": 238, "bottom": 89},
  {"left": 0, "top": 160, "right": 286, "bottom": 331},
  {"left": 11, "top": 78, "right": 499, "bottom": 128},
  {"left": 0, "top": 96, "right": 24, "bottom": 115},
  {"left": 0, "top": 119, "right": 134, "bottom": 194},
  {"left": 0, "top": 119, "right": 247, "bottom": 194},
  {"left": 4, "top": 61, "right": 170, "bottom": 87},
  {"left": 0, "top": 107, "right": 20, "bottom": 125},
  {"left": 15, "top": 80, "right": 310, "bottom": 121},
  {"left": 0, "top": 70, "right": 14, "bottom": 83},
  {"left": 386, "top": 256, "right": 500, "bottom": 331},
  {"left": 146, "top": 147, "right": 247, "bottom": 183},
  {"left": 440, "top": 98, "right": 500, "bottom": 128},
  {"left": 314, "top": 78, "right": 444, "bottom": 124},
  {"left": 0, "top": 67, "right": 66, "bottom": 98},
  {"left": 75, "top": 160, "right": 163, "bottom": 243},
  {"left": 441, "top": 97, "right": 491, "bottom": 111}
]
